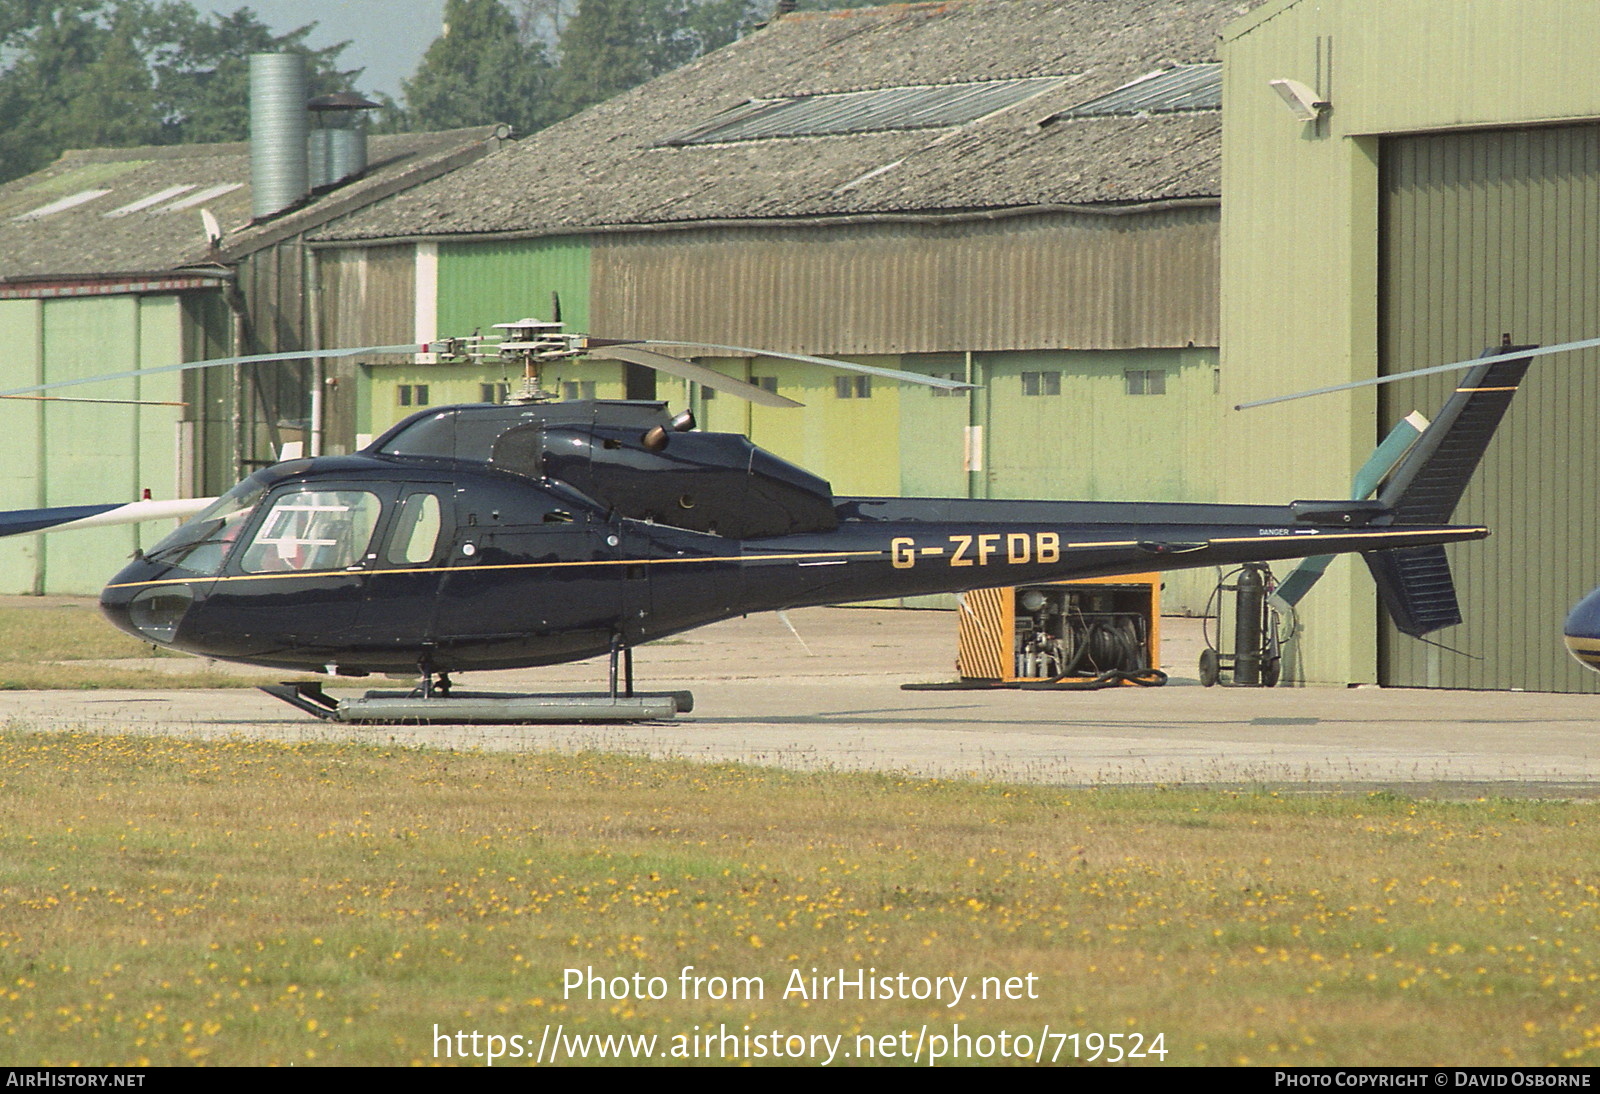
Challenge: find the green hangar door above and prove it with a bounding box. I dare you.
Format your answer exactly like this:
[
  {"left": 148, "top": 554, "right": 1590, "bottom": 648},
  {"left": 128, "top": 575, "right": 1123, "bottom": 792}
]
[{"left": 1379, "top": 124, "right": 1600, "bottom": 692}]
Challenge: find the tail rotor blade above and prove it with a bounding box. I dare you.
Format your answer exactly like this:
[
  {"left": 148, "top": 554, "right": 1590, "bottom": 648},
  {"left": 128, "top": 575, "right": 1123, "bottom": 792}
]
[{"left": 1272, "top": 411, "right": 1430, "bottom": 609}]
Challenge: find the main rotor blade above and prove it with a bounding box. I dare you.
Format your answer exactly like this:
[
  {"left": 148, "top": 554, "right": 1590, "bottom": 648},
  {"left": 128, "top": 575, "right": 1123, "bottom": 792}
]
[
  {"left": 588, "top": 346, "right": 804, "bottom": 408},
  {"left": 0, "top": 344, "right": 426, "bottom": 399},
  {"left": 0, "top": 497, "right": 213, "bottom": 538},
  {"left": 1235, "top": 334, "right": 1600, "bottom": 410},
  {"left": 0, "top": 394, "right": 187, "bottom": 407},
  {"left": 587, "top": 339, "right": 977, "bottom": 392}
]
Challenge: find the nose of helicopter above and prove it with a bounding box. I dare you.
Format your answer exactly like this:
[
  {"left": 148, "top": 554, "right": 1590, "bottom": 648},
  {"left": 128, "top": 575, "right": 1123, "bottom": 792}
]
[
  {"left": 1561, "top": 585, "right": 1600, "bottom": 673},
  {"left": 99, "top": 567, "right": 194, "bottom": 648}
]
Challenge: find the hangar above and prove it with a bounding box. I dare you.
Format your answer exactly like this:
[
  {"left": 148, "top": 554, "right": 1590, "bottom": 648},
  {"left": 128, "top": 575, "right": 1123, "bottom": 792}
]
[{"left": 1221, "top": 0, "right": 1600, "bottom": 690}]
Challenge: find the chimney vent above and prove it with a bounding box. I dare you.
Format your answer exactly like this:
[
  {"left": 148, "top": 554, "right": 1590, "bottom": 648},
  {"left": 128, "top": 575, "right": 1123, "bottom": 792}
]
[{"left": 250, "top": 53, "right": 309, "bottom": 219}]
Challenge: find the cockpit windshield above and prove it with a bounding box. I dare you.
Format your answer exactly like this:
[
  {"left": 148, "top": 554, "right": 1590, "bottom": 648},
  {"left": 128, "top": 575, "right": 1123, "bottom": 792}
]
[{"left": 141, "top": 475, "right": 269, "bottom": 575}]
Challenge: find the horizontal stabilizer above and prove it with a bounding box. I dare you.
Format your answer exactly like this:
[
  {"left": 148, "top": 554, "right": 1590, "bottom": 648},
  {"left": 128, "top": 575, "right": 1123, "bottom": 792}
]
[{"left": 1364, "top": 545, "right": 1462, "bottom": 636}]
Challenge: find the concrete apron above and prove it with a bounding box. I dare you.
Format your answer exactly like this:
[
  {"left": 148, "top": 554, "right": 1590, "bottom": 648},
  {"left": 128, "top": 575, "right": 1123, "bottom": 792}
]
[{"left": 2, "top": 608, "right": 1597, "bottom": 795}]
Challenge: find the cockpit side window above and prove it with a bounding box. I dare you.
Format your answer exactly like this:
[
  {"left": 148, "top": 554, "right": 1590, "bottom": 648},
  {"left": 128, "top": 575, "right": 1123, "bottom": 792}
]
[
  {"left": 238, "top": 490, "right": 381, "bottom": 573},
  {"left": 386, "top": 492, "right": 444, "bottom": 565}
]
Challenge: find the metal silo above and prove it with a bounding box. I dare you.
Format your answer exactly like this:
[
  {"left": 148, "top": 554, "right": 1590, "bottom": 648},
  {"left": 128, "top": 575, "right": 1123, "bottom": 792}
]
[{"left": 250, "top": 53, "right": 309, "bottom": 219}]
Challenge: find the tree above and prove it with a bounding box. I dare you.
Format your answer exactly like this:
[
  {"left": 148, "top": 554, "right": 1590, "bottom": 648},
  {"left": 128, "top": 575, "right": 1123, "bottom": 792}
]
[
  {"left": 552, "top": 0, "right": 762, "bottom": 119},
  {"left": 645, "top": 0, "right": 760, "bottom": 75},
  {"left": 509, "top": 0, "right": 570, "bottom": 44},
  {"left": 60, "top": 13, "right": 165, "bottom": 148},
  {"left": 401, "top": 0, "right": 554, "bottom": 136},
  {"left": 0, "top": 1, "right": 133, "bottom": 180},
  {"left": 146, "top": 5, "right": 360, "bottom": 145},
  {"left": 550, "top": 0, "right": 651, "bottom": 118},
  {"left": 0, "top": 1, "right": 361, "bottom": 185}
]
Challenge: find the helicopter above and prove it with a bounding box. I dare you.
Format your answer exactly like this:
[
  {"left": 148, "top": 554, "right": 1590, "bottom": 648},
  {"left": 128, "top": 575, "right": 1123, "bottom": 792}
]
[{"left": 0, "top": 322, "right": 1534, "bottom": 721}]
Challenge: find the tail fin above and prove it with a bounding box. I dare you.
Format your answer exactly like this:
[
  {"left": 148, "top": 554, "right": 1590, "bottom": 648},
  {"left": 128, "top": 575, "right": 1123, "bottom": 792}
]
[
  {"left": 1363, "top": 344, "right": 1533, "bottom": 635},
  {"left": 1374, "top": 345, "right": 1533, "bottom": 522}
]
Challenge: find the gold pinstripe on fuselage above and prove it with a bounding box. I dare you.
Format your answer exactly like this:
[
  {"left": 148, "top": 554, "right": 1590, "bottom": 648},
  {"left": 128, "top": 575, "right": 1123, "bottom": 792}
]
[{"left": 102, "top": 527, "right": 1485, "bottom": 592}]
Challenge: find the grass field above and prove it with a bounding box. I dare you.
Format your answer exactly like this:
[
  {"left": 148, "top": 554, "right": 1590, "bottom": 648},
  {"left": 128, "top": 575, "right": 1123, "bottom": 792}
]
[
  {"left": 0, "top": 599, "right": 294, "bottom": 689},
  {"left": 0, "top": 730, "right": 1595, "bottom": 1067}
]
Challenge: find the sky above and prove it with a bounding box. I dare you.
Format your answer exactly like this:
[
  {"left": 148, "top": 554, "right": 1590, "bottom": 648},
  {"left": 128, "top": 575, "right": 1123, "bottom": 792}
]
[{"left": 201, "top": 0, "right": 450, "bottom": 100}]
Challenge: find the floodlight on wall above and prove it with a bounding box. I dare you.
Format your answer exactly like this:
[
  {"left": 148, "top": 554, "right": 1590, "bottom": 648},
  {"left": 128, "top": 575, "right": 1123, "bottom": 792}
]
[{"left": 1268, "top": 78, "right": 1330, "bottom": 121}]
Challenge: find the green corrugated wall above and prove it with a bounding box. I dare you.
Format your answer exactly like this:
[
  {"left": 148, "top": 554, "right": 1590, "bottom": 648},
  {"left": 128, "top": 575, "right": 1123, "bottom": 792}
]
[
  {"left": 1379, "top": 125, "right": 1600, "bottom": 692},
  {"left": 437, "top": 238, "right": 591, "bottom": 334},
  {"left": 367, "top": 238, "right": 601, "bottom": 435},
  {"left": 0, "top": 294, "right": 185, "bottom": 594}
]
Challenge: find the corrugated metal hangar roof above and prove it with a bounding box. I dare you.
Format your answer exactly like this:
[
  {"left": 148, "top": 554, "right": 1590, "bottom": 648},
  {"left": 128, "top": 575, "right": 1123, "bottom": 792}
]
[
  {"left": 0, "top": 128, "right": 505, "bottom": 287},
  {"left": 317, "top": 0, "right": 1254, "bottom": 243}
]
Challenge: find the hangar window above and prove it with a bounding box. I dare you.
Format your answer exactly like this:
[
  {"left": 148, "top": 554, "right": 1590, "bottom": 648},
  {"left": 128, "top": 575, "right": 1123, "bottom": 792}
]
[
  {"left": 1041, "top": 64, "right": 1220, "bottom": 123},
  {"left": 1124, "top": 369, "right": 1167, "bottom": 396},
  {"left": 1022, "top": 371, "right": 1060, "bottom": 397},
  {"left": 916, "top": 354, "right": 966, "bottom": 396},
  {"left": 835, "top": 375, "right": 872, "bottom": 399},
  {"left": 398, "top": 384, "right": 430, "bottom": 407},
  {"left": 563, "top": 380, "right": 597, "bottom": 400},
  {"left": 660, "top": 77, "right": 1062, "bottom": 145}
]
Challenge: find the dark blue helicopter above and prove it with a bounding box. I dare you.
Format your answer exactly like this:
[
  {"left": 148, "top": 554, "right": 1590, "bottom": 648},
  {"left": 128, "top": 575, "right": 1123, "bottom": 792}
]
[
  {"left": 1563, "top": 592, "right": 1600, "bottom": 672},
  {"left": 0, "top": 326, "right": 1536, "bottom": 719}
]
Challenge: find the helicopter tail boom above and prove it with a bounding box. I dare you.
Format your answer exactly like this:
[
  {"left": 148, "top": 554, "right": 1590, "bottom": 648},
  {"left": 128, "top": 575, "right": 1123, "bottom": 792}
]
[{"left": 737, "top": 497, "right": 1491, "bottom": 615}]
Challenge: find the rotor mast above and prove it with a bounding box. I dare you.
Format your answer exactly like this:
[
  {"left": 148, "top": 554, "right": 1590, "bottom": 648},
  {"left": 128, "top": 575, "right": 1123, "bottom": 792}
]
[{"left": 492, "top": 318, "right": 572, "bottom": 403}]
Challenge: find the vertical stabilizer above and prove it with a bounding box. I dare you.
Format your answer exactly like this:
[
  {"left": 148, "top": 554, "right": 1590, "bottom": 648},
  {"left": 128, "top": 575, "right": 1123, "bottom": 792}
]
[
  {"left": 1375, "top": 346, "right": 1533, "bottom": 522},
  {"left": 1363, "top": 344, "right": 1533, "bottom": 635}
]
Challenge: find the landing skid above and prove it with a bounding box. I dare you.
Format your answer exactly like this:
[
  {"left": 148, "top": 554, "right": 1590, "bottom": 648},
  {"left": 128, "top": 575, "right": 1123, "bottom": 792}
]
[{"left": 260, "top": 681, "right": 693, "bottom": 724}]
